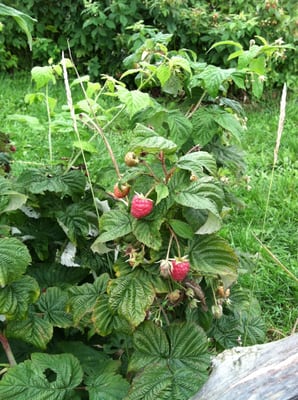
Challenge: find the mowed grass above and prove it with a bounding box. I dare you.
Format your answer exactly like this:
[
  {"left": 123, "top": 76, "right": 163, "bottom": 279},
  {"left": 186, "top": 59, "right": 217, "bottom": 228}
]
[{"left": 1, "top": 73, "right": 297, "bottom": 338}]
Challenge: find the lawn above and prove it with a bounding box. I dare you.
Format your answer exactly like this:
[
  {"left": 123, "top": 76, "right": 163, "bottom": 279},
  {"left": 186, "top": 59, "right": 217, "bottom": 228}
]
[{"left": 1, "top": 72, "right": 297, "bottom": 338}]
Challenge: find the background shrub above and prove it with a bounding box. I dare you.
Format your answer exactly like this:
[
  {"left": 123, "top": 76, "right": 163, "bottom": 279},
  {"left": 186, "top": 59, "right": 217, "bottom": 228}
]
[{"left": 0, "top": 0, "right": 296, "bottom": 88}]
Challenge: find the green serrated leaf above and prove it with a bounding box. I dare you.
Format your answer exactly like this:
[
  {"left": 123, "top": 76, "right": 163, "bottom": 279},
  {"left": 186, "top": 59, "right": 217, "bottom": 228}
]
[
  {"left": 213, "top": 110, "right": 244, "bottom": 142},
  {"left": 167, "top": 322, "right": 209, "bottom": 372},
  {"left": 131, "top": 133, "right": 177, "bottom": 155},
  {"left": 174, "top": 179, "right": 223, "bottom": 216},
  {"left": 32, "top": 66, "right": 56, "bottom": 89},
  {"left": 195, "top": 211, "right": 222, "bottom": 235},
  {"left": 109, "top": 273, "right": 155, "bottom": 327},
  {"left": 169, "top": 56, "right": 191, "bottom": 74},
  {"left": 57, "top": 203, "right": 90, "bottom": 244},
  {"left": 196, "top": 66, "right": 235, "bottom": 97},
  {"left": 0, "top": 275, "right": 39, "bottom": 319},
  {"left": 191, "top": 107, "right": 218, "bottom": 146},
  {"left": 117, "top": 87, "right": 152, "bottom": 118},
  {"left": 86, "top": 372, "right": 130, "bottom": 400},
  {"left": 68, "top": 275, "right": 109, "bottom": 325},
  {"left": 167, "top": 111, "right": 193, "bottom": 147},
  {"left": 73, "top": 140, "right": 98, "bottom": 153},
  {"left": 6, "top": 313, "right": 53, "bottom": 349},
  {"left": 96, "top": 210, "right": 132, "bottom": 243},
  {"left": 155, "top": 183, "right": 169, "bottom": 205},
  {"left": 132, "top": 218, "right": 163, "bottom": 250},
  {"left": 0, "top": 190, "right": 27, "bottom": 214},
  {"left": 189, "top": 235, "right": 238, "bottom": 287},
  {"left": 169, "top": 219, "right": 194, "bottom": 240},
  {"left": 7, "top": 114, "right": 44, "bottom": 131},
  {"left": 0, "top": 237, "right": 31, "bottom": 286},
  {"left": 129, "top": 321, "right": 170, "bottom": 372},
  {"left": 156, "top": 64, "right": 171, "bottom": 86},
  {"left": 177, "top": 151, "right": 217, "bottom": 177},
  {"left": 127, "top": 322, "right": 209, "bottom": 400},
  {"left": 0, "top": 353, "right": 83, "bottom": 399},
  {"left": 37, "top": 287, "right": 73, "bottom": 328},
  {"left": 210, "top": 313, "right": 243, "bottom": 349}
]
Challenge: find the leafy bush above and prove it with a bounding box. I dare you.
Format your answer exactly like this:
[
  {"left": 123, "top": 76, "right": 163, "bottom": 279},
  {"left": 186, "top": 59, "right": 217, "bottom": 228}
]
[
  {"left": 0, "top": 36, "right": 283, "bottom": 398},
  {"left": 0, "top": 0, "right": 296, "bottom": 87}
]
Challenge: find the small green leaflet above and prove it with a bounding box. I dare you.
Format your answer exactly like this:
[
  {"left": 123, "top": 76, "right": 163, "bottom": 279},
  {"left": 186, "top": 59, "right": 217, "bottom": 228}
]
[
  {"left": 0, "top": 237, "right": 31, "bottom": 286},
  {"left": 169, "top": 219, "right": 194, "bottom": 240},
  {"left": 155, "top": 183, "right": 169, "bottom": 205},
  {"left": 0, "top": 353, "right": 83, "bottom": 400}
]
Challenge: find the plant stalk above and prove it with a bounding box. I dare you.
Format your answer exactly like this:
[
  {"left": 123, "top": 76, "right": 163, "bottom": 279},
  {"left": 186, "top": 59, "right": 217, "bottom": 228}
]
[{"left": 0, "top": 332, "right": 17, "bottom": 366}]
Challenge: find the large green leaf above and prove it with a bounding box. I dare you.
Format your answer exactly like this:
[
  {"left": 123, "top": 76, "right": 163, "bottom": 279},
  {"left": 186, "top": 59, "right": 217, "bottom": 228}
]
[
  {"left": 128, "top": 321, "right": 170, "bottom": 372},
  {"left": 117, "top": 86, "right": 152, "bottom": 118},
  {"left": 0, "top": 353, "right": 83, "bottom": 399},
  {"left": 195, "top": 66, "right": 235, "bottom": 97},
  {"left": 177, "top": 151, "right": 217, "bottom": 177},
  {"left": 212, "top": 110, "right": 244, "bottom": 142},
  {"left": 0, "top": 275, "right": 39, "bottom": 319},
  {"left": 191, "top": 107, "right": 218, "bottom": 146},
  {"left": 0, "top": 237, "right": 31, "bottom": 286},
  {"left": 108, "top": 272, "right": 155, "bottom": 327},
  {"left": 131, "top": 124, "right": 177, "bottom": 154},
  {"left": 189, "top": 235, "right": 238, "bottom": 287},
  {"left": 16, "top": 168, "right": 86, "bottom": 197},
  {"left": 86, "top": 372, "right": 130, "bottom": 400},
  {"left": 92, "top": 294, "right": 133, "bottom": 336},
  {"left": 0, "top": 4, "right": 36, "bottom": 50},
  {"left": 126, "top": 365, "right": 202, "bottom": 400},
  {"left": 167, "top": 111, "right": 193, "bottom": 146},
  {"left": 6, "top": 313, "right": 53, "bottom": 349},
  {"left": 68, "top": 274, "right": 109, "bottom": 325},
  {"left": 127, "top": 322, "right": 210, "bottom": 400},
  {"left": 57, "top": 203, "right": 90, "bottom": 244},
  {"left": 0, "top": 177, "right": 27, "bottom": 214},
  {"left": 37, "top": 287, "right": 73, "bottom": 328},
  {"left": 167, "top": 323, "right": 209, "bottom": 372},
  {"left": 132, "top": 218, "right": 163, "bottom": 250},
  {"left": 174, "top": 179, "right": 223, "bottom": 216},
  {"left": 95, "top": 210, "right": 132, "bottom": 243}
]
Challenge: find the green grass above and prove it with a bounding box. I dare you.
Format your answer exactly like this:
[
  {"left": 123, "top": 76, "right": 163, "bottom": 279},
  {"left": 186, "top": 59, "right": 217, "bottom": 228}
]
[
  {"left": 1, "top": 72, "right": 297, "bottom": 338},
  {"left": 225, "top": 93, "right": 298, "bottom": 338}
]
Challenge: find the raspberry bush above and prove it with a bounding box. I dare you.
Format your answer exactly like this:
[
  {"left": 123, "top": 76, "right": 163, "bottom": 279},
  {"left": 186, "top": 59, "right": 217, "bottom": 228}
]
[{"left": 0, "top": 37, "right": 285, "bottom": 399}]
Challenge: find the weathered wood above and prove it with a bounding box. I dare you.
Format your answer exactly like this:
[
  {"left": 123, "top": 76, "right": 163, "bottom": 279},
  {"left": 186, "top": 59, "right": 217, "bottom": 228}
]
[{"left": 192, "top": 334, "right": 298, "bottom": 400}]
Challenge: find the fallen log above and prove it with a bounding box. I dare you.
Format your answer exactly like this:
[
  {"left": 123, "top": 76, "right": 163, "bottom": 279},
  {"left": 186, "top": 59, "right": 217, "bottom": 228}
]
[{"left": 192, "top": 333, "right": 298, "bottom": 400}]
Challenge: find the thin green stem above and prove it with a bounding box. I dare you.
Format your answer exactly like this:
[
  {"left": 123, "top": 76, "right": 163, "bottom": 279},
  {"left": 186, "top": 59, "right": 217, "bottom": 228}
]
[
  {"left": 61, "top": 54, "right": 101, "bottom": 226},
  {"left": 45, "top": 84, "right": 53, "bottom": 162}
]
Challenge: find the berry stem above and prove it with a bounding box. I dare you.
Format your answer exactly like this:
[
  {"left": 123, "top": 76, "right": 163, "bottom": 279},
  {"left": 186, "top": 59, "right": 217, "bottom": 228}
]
[{"left": 0, "top": 332, "right": 17, "bottom": 366}]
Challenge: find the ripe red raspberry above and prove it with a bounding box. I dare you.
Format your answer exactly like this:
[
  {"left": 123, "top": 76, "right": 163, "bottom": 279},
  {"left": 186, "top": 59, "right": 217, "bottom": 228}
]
[
  {"left": 170, "top": 259, "right": 190, "bottom": 281},
  {"left": 130, "top": 195, "right": 154, "bottom": 219}
]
